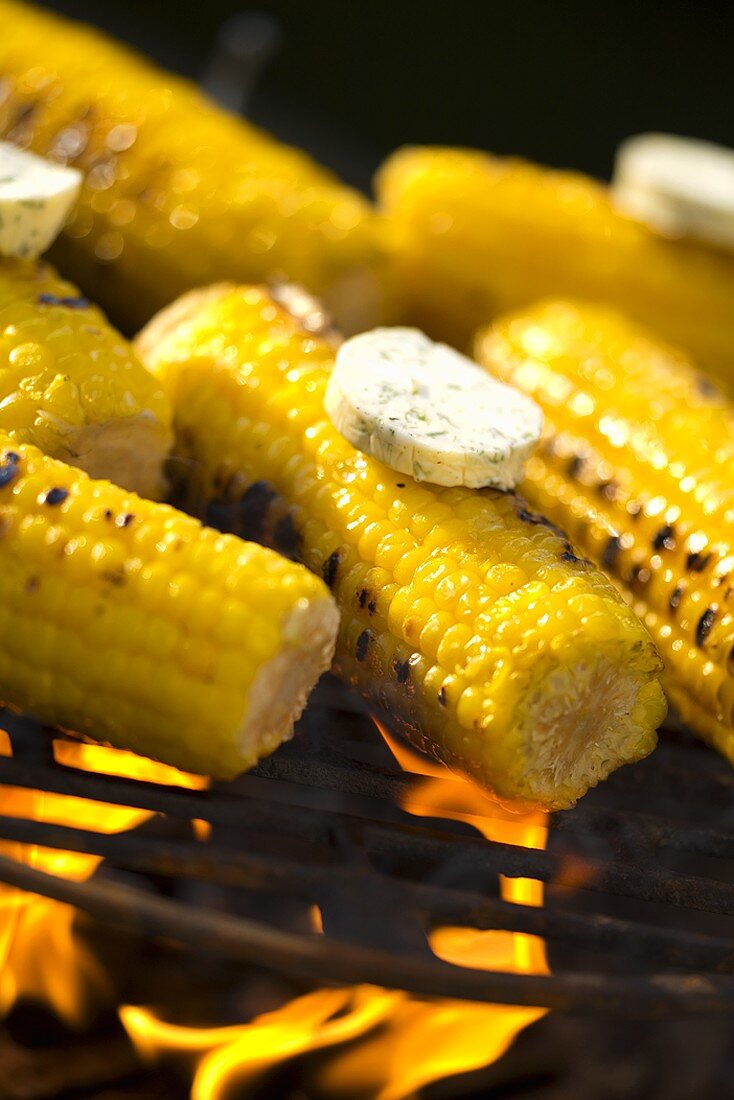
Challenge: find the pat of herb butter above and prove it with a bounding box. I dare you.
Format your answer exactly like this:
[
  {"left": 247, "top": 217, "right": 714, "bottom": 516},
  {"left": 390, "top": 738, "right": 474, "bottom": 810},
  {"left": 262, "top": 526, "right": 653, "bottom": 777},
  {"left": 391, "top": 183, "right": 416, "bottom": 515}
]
[
  {"left": 324, "top": 327, "right": 542, "bottom": 489},
  {"left": 0, "top": 141, "right": 82, "bottom": 260}
]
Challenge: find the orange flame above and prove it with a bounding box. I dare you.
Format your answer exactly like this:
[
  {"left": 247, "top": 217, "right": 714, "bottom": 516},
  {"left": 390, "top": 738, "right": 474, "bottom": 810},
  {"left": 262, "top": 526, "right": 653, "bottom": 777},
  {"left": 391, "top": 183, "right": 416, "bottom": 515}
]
[
  {"left": 122, "top": 988, "right": 398, "bottom": 1100},
  {"left": 0, "top": 728, "right": 35, "bottom": 983},
  {"left": 0, "top": 720, "right": 549, "bottom": 1095},
  {"left": 380, "top": 726, "right": 548, "bottom": 973},
  {"left": 119, "top": 724, "right": 549, "bottom": 1099},
  {"left": 0, "top": 733, "right": 207, "bottom": 1026},
  {"left": 310, "top": 726, "right": 548, "bottom": 1098}
]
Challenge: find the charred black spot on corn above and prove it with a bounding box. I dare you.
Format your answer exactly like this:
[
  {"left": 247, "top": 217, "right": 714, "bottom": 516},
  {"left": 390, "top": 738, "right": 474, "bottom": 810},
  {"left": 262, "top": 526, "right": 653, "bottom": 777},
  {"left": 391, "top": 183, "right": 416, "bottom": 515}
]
[
  {"left": 357, "top": 588, "right": 369, "bottom": 609},
  {"left": 204, "top": 479, "right": 277, "bottom": 541},
  {"left": 630, "top": 565, "right": 652, "bottom": 590},
  {"left": 236, "top": 480, "right": 277, "bottom": 543},
  {"left": 367, "top": 597, "right": 377, "bottom": 614},
  {"left": 25, "top": 576, "right": 39, "bottom": 593},
  {"left": 669, "top": 583, "right": 684, "bottom": 612},
  {"left": 696, "top": 375, "right": 719, "bottom": 398},
  {"left": 273, "top": 512, "right": 301, "bottom": 559},
  {"left": 205, "top": 497, "right": 240, "bottom": 536},
  {"left": 355, "top": 629, "right": 373, "bottom": 662},
  {"left": 37, "top": 293, "right": 90, "bottom": 310},
  {"left": 393, "top": 657, "right": 410, "bottom": 684},
  {"left": 396, "top": 482, "right": 406, "bottom": 489},
  {"left": 560, "top": 539, "right": 592, "bottom": 567},
  {"left": 116, "top": 513, "right": 134, "bottom": 528},
  {"left": 517, "top": 503, "right": 552, "bottom": 528},
  {"left": 686, "top": 551, "right": 712, "bottom": 574},
  {"left": 566, "top": 454, "right": 585, "bottom": 478},
  {"left": 653, "top": 524, "right": 676, "bottom": 552},
  {"left": 11, "top": 101, "right": 37, "bottom": 128},
  {"left": 516, "top": 502, "right": 567, "bottom": 541},
  {"left": 438, "top": 686, "right": 447, "bottom": 707},
  {"left": 0, "top": 452, "right": 20, "bottom": 489},
  {"left": 602, "top": 534, "right": 623, "bottom": 569},
  {"left": 177, "top": 426, "right": 196, "bottom": 452},
  {"left": 43, "top": 487, "right": 69, "bottom": 506},
  {"left": 103, "top": 509, "right": 113, "bottom": 521},
  {"left": 102, "top": 568, "right": 125, "bottom": 587},
  {"left": 323, "top": 550, "right": 342, "bottom": 590},
  {"left": 598, "top": 480, "right": 619, "bottom": 502},
  {"left": 696, "top": 607, "right": 717, "bottom": 647}
]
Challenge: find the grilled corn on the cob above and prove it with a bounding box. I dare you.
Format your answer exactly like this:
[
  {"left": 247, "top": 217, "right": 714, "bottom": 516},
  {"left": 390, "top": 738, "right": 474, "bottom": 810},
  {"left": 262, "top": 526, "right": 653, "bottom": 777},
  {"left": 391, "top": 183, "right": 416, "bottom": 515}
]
[
  {"left": 137, "top": 285, "right": 665, "bottom": 810},
  {"left": 0, "top": 258, "right": 171, "bottom": 498},
  {"left": 477, "top": 300, "right": 734, "bottom": 764},
  {"left": 0, "top": 0, "right": 388, "bottom": 335},
  {"left": 0, "top": 438, "right": 338, "bottom": 776},
  {"left": 376, "top": 147, "right": 734, "bottom": 385}
]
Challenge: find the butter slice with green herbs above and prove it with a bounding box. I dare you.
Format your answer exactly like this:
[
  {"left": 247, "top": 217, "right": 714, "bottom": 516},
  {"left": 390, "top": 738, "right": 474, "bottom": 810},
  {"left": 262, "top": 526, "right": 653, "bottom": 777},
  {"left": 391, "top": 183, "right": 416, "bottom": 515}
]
[
  {"left": 0, "top": 142, "right": 81, "bottom": 259},
  {"left": 324, "top": 327, "right": 542, "bottom": 489}
]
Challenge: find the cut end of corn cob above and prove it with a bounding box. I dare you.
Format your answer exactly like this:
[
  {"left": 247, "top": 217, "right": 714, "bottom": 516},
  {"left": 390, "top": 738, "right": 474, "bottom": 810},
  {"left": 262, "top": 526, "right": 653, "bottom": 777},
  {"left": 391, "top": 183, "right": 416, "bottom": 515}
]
[
  {"left": 244, "top": 595, "right": 339, "bottom": 764},
  {"left": 477, "top": 298, "right": 734, "bottom": 766},
  {"left": 0, "top": 436, "right": 338, "bottom": 778},
  {"left": 0, "top": 258, "right": 172, "bottom": 498},
  {"left": 138, "top": 283, "right": 665, "bottom": 812},
  {"left": 61, "top": 412, "right": 170, "bottom": 499},
  {"left": 518, "top": 650, "right": 661, "bottom": 809}
]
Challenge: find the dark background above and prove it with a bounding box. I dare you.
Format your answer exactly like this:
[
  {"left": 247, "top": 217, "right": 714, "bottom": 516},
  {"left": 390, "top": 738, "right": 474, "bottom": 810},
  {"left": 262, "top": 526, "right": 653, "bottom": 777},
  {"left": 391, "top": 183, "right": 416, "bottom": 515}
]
[{"left": 40, "top": 0, "right": 734, "bottom": 192}]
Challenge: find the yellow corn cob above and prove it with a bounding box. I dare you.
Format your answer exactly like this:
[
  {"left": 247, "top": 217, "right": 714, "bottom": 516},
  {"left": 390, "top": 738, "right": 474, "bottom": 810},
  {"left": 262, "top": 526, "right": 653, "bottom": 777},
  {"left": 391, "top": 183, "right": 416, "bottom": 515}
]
[
  {"left": 376, "top": 146, "right": 734, "bottom": 386},
  {"left": 0, "top": 257, "right": 172, "bottom": 498},
  {"left": 476, "top": 300, "right": 734, "bottom": 765},
  {"left": 0, "top": 437, "right": 338, "bottom": 777},
  {"left": 136, "top": 285, "right": 665, "bottom": 811},
  {"left": 0, "top": 1, "right": 388, "bottom": 337}
]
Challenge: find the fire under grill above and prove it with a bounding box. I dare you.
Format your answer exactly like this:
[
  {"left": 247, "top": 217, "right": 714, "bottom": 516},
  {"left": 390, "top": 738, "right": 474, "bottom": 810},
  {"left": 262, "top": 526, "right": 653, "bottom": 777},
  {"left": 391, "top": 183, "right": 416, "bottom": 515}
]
[{"left": 0, "top": 688, "right": 733, "bottom": 1020}]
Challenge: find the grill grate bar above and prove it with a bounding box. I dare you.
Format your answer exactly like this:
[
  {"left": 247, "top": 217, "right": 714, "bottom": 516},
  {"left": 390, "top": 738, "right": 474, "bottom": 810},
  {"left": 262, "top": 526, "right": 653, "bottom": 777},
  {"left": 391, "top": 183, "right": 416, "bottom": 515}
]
[
  {"left": 0, "top": 813, "right": 731, "bottom": 973},
  {"left": 2, "top": 710, "right": 734, "bottom": 1016},
  {"left": 0, "top": 851, "right": 732, "bottom": 1017},
  {"left": 254, "top": 754, "right": 734, "bottom": 861},
  {"left": 284, "top": 711, "right": 734, "bottom": 793},
  {"left": 362, "top": 826, "right": 734, "bottom": 917},
  {"left": 0, "top": 755, "right": 235, "bottom": 823},
  {"left": 5, "top": 721, "right": 733, "bottom": 856},
  {"left": 2, "top": 755, "right": 734, "bottom": 917}
]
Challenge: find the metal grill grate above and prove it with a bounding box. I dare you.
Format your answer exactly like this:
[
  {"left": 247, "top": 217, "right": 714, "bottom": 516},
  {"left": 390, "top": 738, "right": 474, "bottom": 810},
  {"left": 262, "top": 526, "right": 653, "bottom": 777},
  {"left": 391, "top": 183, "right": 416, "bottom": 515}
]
[{"left": 0, "top": 690, "right": 733, "bottom": 1018}]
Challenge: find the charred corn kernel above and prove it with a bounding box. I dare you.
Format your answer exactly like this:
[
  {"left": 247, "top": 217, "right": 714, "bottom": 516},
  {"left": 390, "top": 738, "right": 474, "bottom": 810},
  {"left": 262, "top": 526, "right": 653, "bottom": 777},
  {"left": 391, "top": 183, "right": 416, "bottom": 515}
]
[
  {"left": 0, "top": 257, "right": 171, "bottom": 497},
  {"left": 477, "top": 299, "right": 734, "bottom": 765},
  {"left": 137, "top": 285, "right": 665, "bottom": 811},
  {"left": 377, "top": 146, "right": 734, "bottom": 387},
  {"left": 0, "top": 439, "right": 338, "bottom": 777},
  {"left": 0, "top": 1, "right": 389, "bottom": 336}
]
